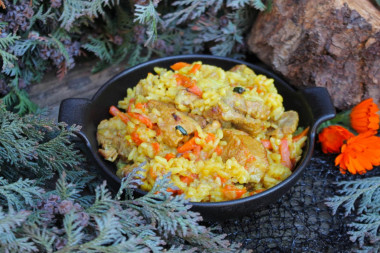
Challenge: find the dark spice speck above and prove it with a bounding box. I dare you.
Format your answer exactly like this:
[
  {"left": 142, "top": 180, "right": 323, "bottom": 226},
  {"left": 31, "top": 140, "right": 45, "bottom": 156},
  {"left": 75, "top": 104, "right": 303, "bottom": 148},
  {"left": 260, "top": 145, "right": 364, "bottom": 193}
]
[
  {"left": 233, "top": 87, "right": 245, "bottom": 94},
  {"left": 175, "top": 125, "right": 188, "bottom": 135}
]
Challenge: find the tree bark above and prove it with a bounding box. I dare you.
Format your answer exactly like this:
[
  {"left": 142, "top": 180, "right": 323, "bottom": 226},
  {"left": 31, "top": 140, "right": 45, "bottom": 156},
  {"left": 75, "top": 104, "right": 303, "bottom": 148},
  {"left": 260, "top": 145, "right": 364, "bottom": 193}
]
[{"left": 247, "top": 0, "right": 380, "bottom": 110}]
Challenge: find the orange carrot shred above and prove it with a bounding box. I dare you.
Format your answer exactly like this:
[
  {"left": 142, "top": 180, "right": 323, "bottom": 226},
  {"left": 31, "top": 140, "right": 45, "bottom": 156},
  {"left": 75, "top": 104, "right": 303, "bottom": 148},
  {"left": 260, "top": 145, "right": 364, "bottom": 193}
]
[
  {"left": 128, "top": 112, "right": 153, "bottom": 129},
  {"left": 280, "top": 139, "right": 292, "bottom": 169},
  {"left": 261, "top": 139, "right": 272, "bottom": 150},
  {"left": 170, "top": 62, "right": 190, "bottom": 71},
  {"left": 187, "top": 84, "right": 203, "bottom": 97},
  {"left": 152, "top": 142, "right": 160, "bottom": 155},
  {"left": 153, "top": 124, "right": 161, "bottom": 136},
  {"left": 205, "top": 133, "right": 216, "bottom": 142},
  {"left": 135, "top": 102, "right": 146, "bottom": 111},
  {"left": 215, "top": 146, "right": 222, "bottom": 155},
  {"left": 149, "top": 168, "right": 157, "bottom": 179},
  {"left": 109, "top": 106, "right": 129, "bottom": 124},
  {"left": 177, "top": 137, "right": 199, "bottom": 153},
  {"left": 127, "top": 98, "right": 135, "bottom": 113},
  {"left": 174, "top": 73, "right": 195, "bottom": 88},
  {"left": 215, "top": 175, "right": 227, "bottom": 184},
  {"left": 165, "top": 153, "right": 176, "bottom": 161},
  {"left": 131, "top": 132, "right": 143, "bottom": 145},
  {"left": 188, "top": 63, "right": 201, "bottom": 74},
  {"left": 293, "top": 126, "right": 310, "bottom": 142},
  {"left": 222, "top": 185, "right": 247, "bottom": 200},
  {"left": 180, "top": 175, "right": 195, "bottom": 185}
]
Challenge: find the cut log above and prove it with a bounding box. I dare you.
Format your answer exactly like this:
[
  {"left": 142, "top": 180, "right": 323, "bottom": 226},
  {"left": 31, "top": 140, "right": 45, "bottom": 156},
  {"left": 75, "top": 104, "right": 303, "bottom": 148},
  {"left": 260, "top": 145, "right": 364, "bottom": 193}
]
[{"left": 247, "top": 0, "right": 380, "bottom": 110}]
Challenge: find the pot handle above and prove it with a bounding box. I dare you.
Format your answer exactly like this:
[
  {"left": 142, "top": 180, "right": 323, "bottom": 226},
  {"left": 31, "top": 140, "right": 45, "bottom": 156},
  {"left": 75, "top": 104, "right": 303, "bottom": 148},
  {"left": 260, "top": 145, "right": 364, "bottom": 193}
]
[
  {"left": 299, "top": 87, "right": 336, "bottom": 131},
  {"left": 58, "top": 98, "right": 92, "bottom": 145}
]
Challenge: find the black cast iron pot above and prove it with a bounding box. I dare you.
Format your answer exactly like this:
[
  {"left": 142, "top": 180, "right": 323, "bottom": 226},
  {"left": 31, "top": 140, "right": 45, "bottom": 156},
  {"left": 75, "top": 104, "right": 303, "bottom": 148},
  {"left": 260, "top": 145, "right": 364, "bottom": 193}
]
[{"left": 58, "top": 54, "right": 335, "bottom": 221}]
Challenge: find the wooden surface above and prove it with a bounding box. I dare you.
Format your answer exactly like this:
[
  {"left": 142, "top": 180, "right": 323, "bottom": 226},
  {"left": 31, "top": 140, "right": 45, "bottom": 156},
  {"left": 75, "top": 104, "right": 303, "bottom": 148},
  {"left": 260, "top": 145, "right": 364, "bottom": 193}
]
[{"left": 29, "top": 60, "right": 127, "bottom": 121}]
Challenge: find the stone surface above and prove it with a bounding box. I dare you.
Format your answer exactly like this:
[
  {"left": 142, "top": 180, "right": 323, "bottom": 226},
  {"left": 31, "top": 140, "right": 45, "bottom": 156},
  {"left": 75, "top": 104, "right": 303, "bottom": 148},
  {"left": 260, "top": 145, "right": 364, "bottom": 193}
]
[{"left": 247, "top": 0, "right": 380, "bottom": 110}]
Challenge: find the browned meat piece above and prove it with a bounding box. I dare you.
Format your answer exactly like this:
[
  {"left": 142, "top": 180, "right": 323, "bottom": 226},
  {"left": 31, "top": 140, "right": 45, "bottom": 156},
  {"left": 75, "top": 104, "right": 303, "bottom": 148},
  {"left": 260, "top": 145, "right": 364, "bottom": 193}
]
[
  {"left": 175, "top": 89, "right": 199, "bottom": 108},
  {"left": 97, "top": 118, "right": 133, "bottom": 161},
  {"left": 188, "top": 114, "right": 208, "bottom": 128},
  {"left": 203, "top": 103, "right": 263, "bottom": 136},
  {"left": 269, "top": 110, "right": 299, "bottom": 137},
  {"left": 222, "top": 94, "right": 270, "bottom": 120},
  {"left": 221, "top": 129, "right": 269, "bottom": 183},
  {"left": 147, "top": 100, "right": 200, "bottom": 147}
]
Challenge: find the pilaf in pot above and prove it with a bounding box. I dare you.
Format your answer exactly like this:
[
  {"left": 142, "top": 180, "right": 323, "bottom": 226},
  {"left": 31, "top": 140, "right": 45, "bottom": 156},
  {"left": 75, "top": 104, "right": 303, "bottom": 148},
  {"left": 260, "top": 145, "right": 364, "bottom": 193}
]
[{"left": 96, "top": 61, "right": 308, "bottom": 202}]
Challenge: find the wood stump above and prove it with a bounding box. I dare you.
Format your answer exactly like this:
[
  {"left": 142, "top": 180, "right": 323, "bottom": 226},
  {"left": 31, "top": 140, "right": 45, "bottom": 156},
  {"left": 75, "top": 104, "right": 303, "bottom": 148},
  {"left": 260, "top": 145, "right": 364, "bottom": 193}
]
[{"left": 247, "top": 0, "right": 380, "bottom": 110}]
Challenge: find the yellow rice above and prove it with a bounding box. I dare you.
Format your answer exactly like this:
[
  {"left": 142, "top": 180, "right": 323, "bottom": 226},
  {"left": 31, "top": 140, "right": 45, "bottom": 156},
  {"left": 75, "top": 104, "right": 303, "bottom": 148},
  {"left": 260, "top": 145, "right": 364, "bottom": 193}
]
[{"left": 96, "top": 61, "right": 308, "bottom": 202}]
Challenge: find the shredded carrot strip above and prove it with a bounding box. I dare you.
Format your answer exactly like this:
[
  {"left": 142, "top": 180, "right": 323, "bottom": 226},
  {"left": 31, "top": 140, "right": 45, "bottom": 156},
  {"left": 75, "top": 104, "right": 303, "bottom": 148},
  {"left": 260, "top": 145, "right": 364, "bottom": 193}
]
[
  {"left": 153, "top": 124, "right": 161, "bottom": 136},
  {"left": 182, "top": 152, "right": 192, "bottom": 160},
  {"left": 180, "top": 175, "right": 195, "bottom": 185},
  {"left": 177, "top": 137, "right": 199, "bottom": 153},
  {"left": 166, "top": 188, "right": 184, "bottom": 195},
  {"left": 152, "top": 142, "right": 160, "bottom": 155},
  {"left": 128, "top": 112, "right": 153, "bottom": 129},
  {"left": 109, "top": 106, "right": 129, "bottom": 124},
  {"left": 215, "top": 146, "right": 222, "bottom": 155},
  {"left": 131, "top": 132, "right": 143, "bottom": 145},
  {"left": 188, "top": 63, "right": 201, "bottom": 74},
  {"left": 149, "top": 168, "right": 157, "bottom": 179},
  {"left": 135, "top": 102, "right": 146, "bottom": 111},
  {"left": 222, "top": 185, "right": 247, "bottom": 200},
  {"left": 215, "top": 175, "right": 227, "bottom": 184},
  {"left": 109, "top": 105, "right": 120, "bottom": 116},
  {"left": 280, "top": 139, "right": 292, "bottom": 169},
  {"left": 293, "top": 126, "right": 310, "bottom": 142},
  {"left": 165, "top": 153, "right": 176, "bottom": 161},
  {"left": 261, "top": 139, "right": 272, "bottom": 150},
  {"left": 205, "top": 133, "right": 216, "bottom": 142},
  {"left": 127, "top": 98, "right": 135, "bottom": 113},
  {"left": 170, "top": 62, "right": 190, "bottom": 71},
  {"left": 174, "top": 73, "right": 195, "bottom": 88},
  {"left": 187, "top": 84, "right": 203, "bottom": 97}
]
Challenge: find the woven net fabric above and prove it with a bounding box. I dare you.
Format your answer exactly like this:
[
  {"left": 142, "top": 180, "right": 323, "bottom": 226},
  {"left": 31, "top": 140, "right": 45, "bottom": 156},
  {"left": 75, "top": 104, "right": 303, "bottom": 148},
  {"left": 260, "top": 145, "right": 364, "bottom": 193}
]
[{"left": 213, "top": 146, "right": 380, "bottom": 252}]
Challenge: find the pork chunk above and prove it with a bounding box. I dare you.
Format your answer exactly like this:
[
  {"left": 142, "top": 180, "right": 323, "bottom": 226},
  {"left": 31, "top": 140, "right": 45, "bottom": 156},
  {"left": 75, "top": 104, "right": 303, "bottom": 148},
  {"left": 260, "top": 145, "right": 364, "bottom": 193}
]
[
  {"left": 269, "top": 110, "right": 299, "bottom": 137},
  {"left": 222, "top": 94, "right": 270, "bottom": 120},
  {"left": 203, "top": 103, "right": 263, "bottom": 136},
  {"left": 221, "top": 129, "right": 269, "bottom": 183},
  {"left": 147, "top": 100, "right": 200, "bottom": 147},
  {"left": 97, "top": 117, "right": 133, "bottom": 161}
]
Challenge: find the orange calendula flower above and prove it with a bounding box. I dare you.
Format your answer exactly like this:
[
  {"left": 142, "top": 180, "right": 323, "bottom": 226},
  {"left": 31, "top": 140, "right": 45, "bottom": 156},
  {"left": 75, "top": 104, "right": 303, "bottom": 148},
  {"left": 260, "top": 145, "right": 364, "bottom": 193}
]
[
  {"left": 335, "top": 132, "right": 380, "bottom": 175},
  {"left": 318, "top": 125, "right": 354, "bottom": 154},
  {"left": 350, "top": 98, "right": 379, "bottom": 134}
]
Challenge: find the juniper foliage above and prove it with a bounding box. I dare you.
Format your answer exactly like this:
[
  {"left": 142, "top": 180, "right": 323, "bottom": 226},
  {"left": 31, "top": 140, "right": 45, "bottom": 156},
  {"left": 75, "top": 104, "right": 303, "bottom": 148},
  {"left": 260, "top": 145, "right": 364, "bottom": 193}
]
[
  {"left": 0, "top": 169, "right": 246, "bottom": 252},
  {"left": 0, "top": 103, "right": 83, "bottom": 181},
  {"left": 0, "top": 102, "right": 247, "bottom": 252},
  {"left": 0, "top": 0, "right": 270, "bottom": 115},
  {"left": 325, "top": 176, "right": 380, "bottom": 250}
]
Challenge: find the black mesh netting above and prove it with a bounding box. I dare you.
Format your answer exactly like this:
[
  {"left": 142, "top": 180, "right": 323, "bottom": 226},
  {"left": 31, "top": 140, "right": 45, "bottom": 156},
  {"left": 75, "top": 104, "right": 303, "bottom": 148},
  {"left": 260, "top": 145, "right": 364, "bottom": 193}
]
[{"left": 208, "top": 145, "right": 380, "bottom": 252}]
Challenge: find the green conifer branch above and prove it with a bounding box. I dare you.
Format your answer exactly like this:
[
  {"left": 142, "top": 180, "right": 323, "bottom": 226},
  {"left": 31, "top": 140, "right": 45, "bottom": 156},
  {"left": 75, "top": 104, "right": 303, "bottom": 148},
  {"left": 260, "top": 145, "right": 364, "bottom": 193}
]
[
  {"left": 134, "top": 1, "right": 161, "bottom": 46},
  {"left": 0, "top": 177, "right": 44, "bottom": 211},
  {"left": 0, "top": 33, "right": 19, "bottom": 71},
  {"left": 0, "top": 208, "right": 37, "bottom": 253},
  {"left": 27, "top": 6, "right": 54, "bottom": 30},
  {"left": 326, "top": 177, "right": 380, "bottom": 248}
]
